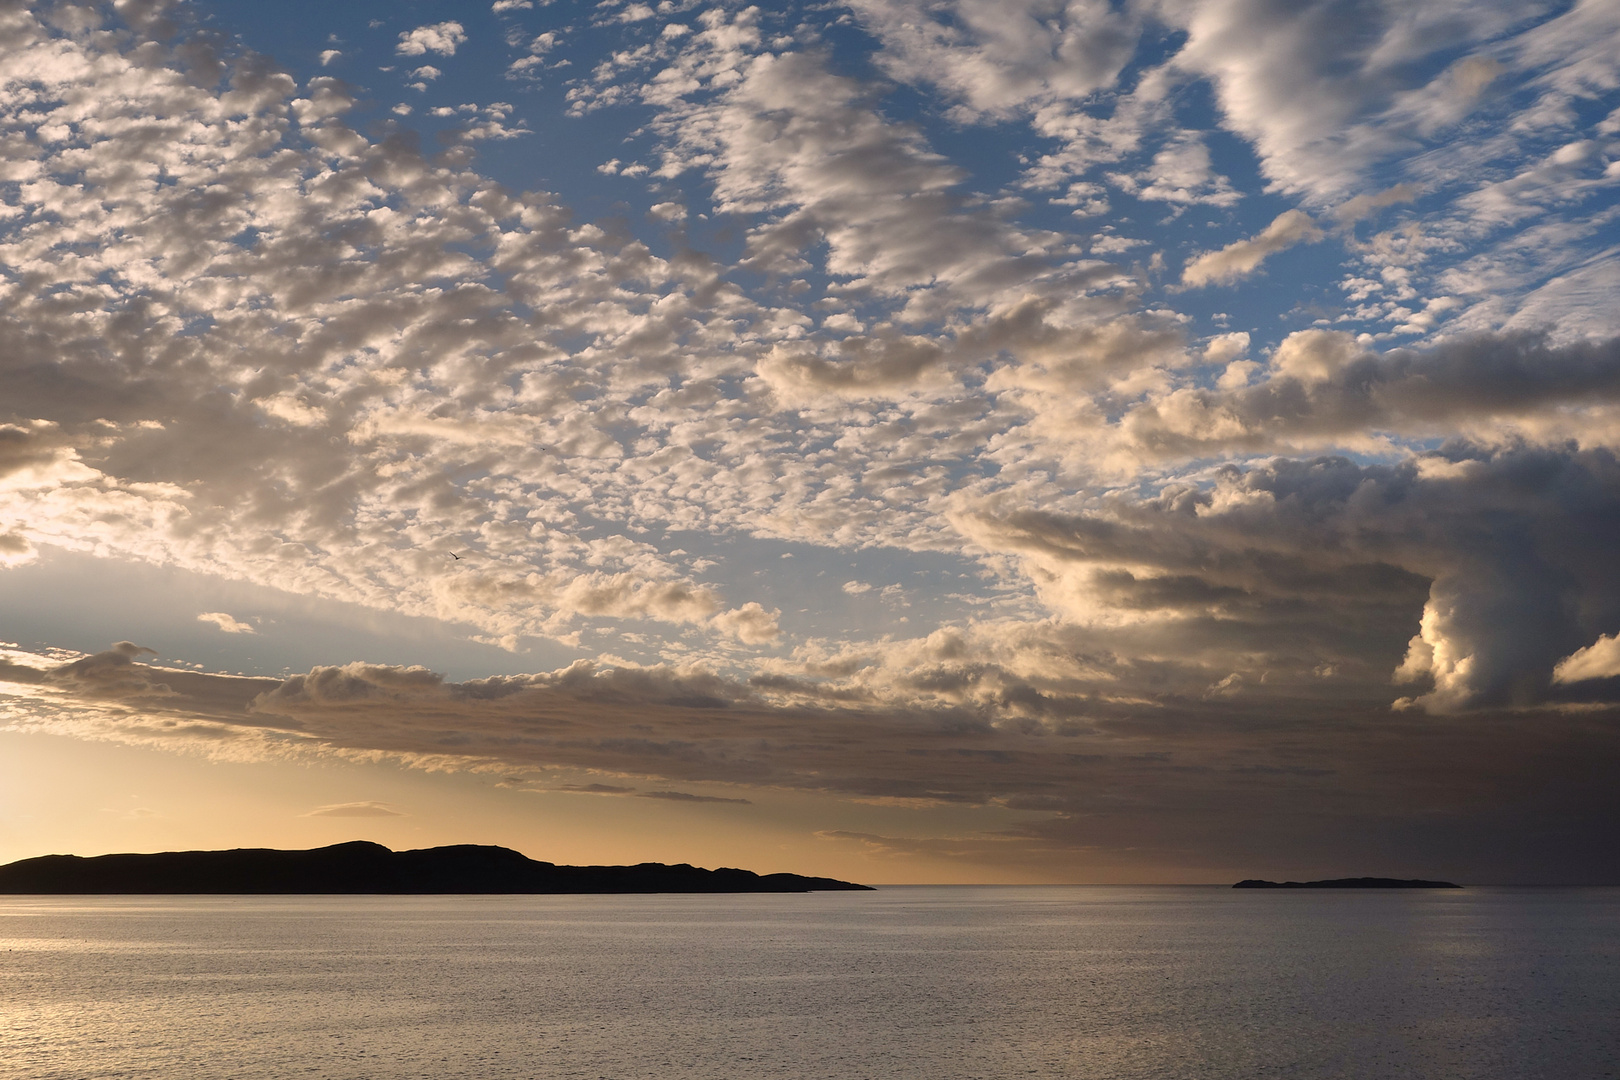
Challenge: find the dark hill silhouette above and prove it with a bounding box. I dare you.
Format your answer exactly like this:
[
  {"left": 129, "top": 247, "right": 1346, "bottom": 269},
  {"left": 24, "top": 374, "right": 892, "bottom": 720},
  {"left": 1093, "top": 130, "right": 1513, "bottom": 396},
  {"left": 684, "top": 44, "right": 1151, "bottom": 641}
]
[
  {"left": 1233, "top": 877, "right": 1460, "bottom": 889},
  {"left": 0, "top": 841, "right": 873, "bottom": 894}
]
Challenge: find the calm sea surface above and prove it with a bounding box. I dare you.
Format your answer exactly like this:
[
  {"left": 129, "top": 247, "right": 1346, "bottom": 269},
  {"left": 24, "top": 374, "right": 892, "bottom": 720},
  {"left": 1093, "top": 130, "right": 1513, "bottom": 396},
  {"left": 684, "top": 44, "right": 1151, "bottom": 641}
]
[{"left": 1, "top": 886, "right": 1616, "bottom": 1079}]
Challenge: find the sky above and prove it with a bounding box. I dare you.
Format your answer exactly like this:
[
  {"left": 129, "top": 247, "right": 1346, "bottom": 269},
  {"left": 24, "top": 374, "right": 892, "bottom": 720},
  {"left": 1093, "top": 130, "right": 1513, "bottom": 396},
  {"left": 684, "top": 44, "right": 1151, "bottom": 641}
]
[{"left": 0, "top": 0, "right": 1618, "bottom": 884}]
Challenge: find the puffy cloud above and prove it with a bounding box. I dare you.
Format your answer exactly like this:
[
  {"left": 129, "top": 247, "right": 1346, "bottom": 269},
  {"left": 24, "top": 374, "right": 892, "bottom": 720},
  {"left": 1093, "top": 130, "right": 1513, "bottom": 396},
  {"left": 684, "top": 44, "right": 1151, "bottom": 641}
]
[
  {"left": 1107, "top": 133, "right": 1240, "bottom": 207},
  {"left": 1108, "top": 330, "right": 1620, "bottom": 462},
  {"left": 44, "top": 642, "right": 173, "bottom": 699},
  {"left": 0, "top": 529, "right": 33, "bottom": 566},
  {"left": 954, "top": 444, "right": 1620, "bottom": 713},
  {"left": 637, "top": 28, "right": 1109, "bottom": 325},
  {"left": 1181, "top": 210, "right": 1324, "bottom": 287},
  {"left": 711, "top": 602, "right": 781, "bottom": 644},
  {"left": 396, "top": 22, "right": 467, "bottom": 57},
  {"left": 0, "top": 7, "right": 824, "bottom": 654},
  {"left": 850, "top": 0, "right": 1139, "bottom": 120},
  {"left": 5, "top": 4, "right": 1607, "bottom": 687},
  {"left": 755, "top": 334, "right": 950, "bottom": 405},
  {"left": 0, "top": 423, "right": 74, "bottom": 481},
  {"left": 1552, "top": 633, "right": 1620, "bottom": 684}
]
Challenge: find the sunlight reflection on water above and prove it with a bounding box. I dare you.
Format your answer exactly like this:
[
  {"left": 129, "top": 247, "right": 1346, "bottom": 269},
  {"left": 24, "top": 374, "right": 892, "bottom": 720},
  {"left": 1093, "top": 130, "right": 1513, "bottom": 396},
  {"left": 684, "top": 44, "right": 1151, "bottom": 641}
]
[{"left": 1, "top": 886, "right": 1616, "bottom": 1079}]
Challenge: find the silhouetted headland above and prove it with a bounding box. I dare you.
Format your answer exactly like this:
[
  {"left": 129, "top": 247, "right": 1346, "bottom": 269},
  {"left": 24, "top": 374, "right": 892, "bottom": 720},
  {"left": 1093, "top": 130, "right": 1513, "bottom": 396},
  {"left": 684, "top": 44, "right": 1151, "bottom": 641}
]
[
  {"left": 1233, "top": 877, "right": 1461, "bottom": 889},
  {"left": 0, "top": 841, "right": 874, "bottom": 894}
]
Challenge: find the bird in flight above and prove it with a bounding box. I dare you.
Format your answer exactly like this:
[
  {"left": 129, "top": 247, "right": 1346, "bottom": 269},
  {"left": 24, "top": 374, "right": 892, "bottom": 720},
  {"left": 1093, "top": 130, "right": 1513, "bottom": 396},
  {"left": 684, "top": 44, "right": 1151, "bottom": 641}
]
[{"left": 448, "top": 552, "right": 462, "bottom": 560}]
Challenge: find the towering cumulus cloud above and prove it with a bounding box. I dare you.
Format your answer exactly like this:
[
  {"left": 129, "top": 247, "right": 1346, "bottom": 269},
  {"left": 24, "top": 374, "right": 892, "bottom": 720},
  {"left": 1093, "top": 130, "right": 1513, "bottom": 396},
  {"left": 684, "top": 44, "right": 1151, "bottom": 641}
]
[{"left": 1, "top": 0, "right": 1618, "bottom": 881}]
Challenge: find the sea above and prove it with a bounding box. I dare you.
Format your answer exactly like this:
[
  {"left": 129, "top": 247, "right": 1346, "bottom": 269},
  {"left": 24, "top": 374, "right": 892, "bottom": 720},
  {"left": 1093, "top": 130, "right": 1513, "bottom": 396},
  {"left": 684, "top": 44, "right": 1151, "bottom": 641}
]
[{"left": 1, "top": 885, "right": 1616, "bottom": 1079}]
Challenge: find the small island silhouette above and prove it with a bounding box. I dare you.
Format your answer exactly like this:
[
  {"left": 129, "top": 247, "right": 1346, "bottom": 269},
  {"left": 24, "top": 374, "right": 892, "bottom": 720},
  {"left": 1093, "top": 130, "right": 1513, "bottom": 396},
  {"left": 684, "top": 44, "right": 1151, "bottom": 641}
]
[
  {"left": 0, "top": 841, "right": 873, "bottom": 894},
  {"left": 1233, "top": 877, "right": 1461, "bottom": 889}
]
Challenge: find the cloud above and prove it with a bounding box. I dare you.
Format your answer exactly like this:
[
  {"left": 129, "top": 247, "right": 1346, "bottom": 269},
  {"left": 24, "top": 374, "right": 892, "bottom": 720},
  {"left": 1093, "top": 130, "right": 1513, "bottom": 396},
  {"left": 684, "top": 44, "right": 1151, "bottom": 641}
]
[
  {"left": 538, "top": 783, "right": 752, "bottom": 804},
  {"left": 1333, "top": 183, "right": 1418, "bottom": 225},
  {"left": 850, "top": 0, "right": 1140, "bottom": 120},
  {"left": 4, "top": 637, "right": 1619, "bottom": 880},
  {"left": 1552, "top": 633, "right": 1620, "bottom": 684},
  {"left": 45, "top": 642, "right": 171, "bottom": 699},
  {"left": 1157, "top": 0, "right": 1534, "bottom": 200},
  {"left": 755, "top": 335, "right": 950, "bottom": 405},
  {"left": 635, "top": 28, "right": 1108, "bottom": 326},
  {"left": 0, "top": 529, "right": 36, "bottom": 568},
  {"left": 197, "top": 612, "right": 256, "bottom": 635},
  {"left": 0, "top": 423, "right": 74, "bottom": 480},
  {"left": 610, "top": 4, "right": 656, "bottom": 24},
  {"left": 396, "top": 22, "right": 467, "bottom": 57},
  {"left": 954, "top": 443, "right": 1620, "bottom": 714},
  {"left": 638, "top": 790, "right": 752, "bottom": 804},
  {"left": 1181, "top": 211, "right": 1324, "bottom": 287},
  {"left": 1106, "top": 330, "right": 1620, "bottom": 462},
  {"left": 711, "top": 602, "right": 781, "bottom": 644},
  {"left": 1, "top": 0, "right": 1619, "bottom": 882},
  {"left": 305, "top": 801, "right": 405, "bottom": 817},
  {"left": 1107, "top": 133, "right": 1240, "bottom": 207},
  {"left": 0, "top": 12, "right": 833, "bottom": 656}
]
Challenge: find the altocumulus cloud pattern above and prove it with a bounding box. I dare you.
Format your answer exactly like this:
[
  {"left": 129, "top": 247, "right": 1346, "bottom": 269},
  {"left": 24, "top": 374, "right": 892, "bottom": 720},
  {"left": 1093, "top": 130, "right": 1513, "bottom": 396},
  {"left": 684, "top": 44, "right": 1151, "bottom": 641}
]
[{"left": 1, "top": 0, "right": 1619, "bottom": 880}]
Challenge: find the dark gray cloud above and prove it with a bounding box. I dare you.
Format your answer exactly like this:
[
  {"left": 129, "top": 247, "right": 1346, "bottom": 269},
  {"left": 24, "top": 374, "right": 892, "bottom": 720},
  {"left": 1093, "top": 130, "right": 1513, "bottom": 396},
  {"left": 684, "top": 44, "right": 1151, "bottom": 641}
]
[
  {"left": 959, "top": 444, "right": 1620, "bottom": 712},
  {"left": 4, "top": 641, "right": 1617, "bottom": 880},
  {"left": 1113, "top": 331, "right": 1620, "bottom": 459}
]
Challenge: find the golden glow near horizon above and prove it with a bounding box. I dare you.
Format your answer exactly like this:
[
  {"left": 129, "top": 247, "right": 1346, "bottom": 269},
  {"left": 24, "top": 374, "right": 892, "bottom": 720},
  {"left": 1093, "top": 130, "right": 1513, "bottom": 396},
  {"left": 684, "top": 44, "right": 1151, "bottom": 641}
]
[{"left": 2, "top": 0, "right": 1619, "bottom": 884}]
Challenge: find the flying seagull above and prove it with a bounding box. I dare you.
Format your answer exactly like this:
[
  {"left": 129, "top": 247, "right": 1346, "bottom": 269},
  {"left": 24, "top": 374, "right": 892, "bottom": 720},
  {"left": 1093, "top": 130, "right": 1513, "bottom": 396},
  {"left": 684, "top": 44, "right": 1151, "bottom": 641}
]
[{"left": 448, "top": 552, "right": 462, "bottom": 560}]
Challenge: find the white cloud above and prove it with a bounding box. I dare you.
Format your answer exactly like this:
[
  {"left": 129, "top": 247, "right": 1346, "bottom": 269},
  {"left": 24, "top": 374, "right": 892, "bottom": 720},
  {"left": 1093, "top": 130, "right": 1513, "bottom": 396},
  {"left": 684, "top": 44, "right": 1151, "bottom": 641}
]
[
  {"left": 1157, "top": 0, "right": 1538, "bottom": 201},
  {"left": 1203, "top": 331, "right": 1250, "bottom": 364},
  {"left": 1553, "top": 633, "right": 1620, "bottom": 683},
  {"left": 1181, "top": 210, "right": 1325, "bottom": 287},
  {"left": 197, "top": 612, "right": 257, "bottom": 635},
  {"left": 1108, "top": 133, "right": 1239, "bottom": 207},
  {"left": 396, "top": 21, "right": 467, "bottom": 57},
  {"left": 711, "top": 602, "right": 781, "bottom": 643},
  {"left": 850, "top": 0, "right": 1139, "bottom": 120},
  {"left": 1097, "top": 330, "right": 1620, "bottom": 465}
]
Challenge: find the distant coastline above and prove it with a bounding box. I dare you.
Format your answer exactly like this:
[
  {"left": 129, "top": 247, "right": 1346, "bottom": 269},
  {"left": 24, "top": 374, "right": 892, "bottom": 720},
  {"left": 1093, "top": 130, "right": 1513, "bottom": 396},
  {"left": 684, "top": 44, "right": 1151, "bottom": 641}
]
[
  {"left": 1233, "top": 877, "right": 1461, "bottom": 889},
  {"left": 0, "top": 841, "right": 874, "bottom": 894}
]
